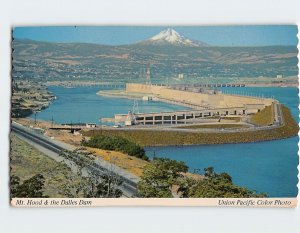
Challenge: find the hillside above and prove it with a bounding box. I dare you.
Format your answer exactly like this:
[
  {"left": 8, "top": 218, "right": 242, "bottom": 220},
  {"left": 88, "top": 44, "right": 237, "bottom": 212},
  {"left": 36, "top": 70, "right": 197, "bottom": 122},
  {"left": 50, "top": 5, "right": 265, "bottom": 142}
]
[{"left": 12, "top": 38, "right": 298, "bottom": 83}]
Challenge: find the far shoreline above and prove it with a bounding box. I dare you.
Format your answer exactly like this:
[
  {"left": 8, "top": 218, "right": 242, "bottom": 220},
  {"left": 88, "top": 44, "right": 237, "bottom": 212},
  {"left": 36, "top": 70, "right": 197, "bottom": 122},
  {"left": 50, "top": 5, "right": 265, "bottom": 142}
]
[{"left": 44, "top": 80, "right": 299, "bottom": 88}]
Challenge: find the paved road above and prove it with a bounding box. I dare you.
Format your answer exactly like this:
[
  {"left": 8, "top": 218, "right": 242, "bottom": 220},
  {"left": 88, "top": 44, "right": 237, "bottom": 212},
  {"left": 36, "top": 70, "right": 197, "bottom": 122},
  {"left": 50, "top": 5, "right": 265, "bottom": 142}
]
[
  {"left": 274, "top": 102, "right": 283, "bottom": 125},
  {"left": 11, "top": 122, "right": 139, "bottom": 197}
]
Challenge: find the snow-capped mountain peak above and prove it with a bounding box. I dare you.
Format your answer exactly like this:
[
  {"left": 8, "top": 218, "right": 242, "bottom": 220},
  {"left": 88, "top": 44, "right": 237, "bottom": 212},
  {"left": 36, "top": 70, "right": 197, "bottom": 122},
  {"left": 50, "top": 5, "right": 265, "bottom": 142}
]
[{"left": 141, "top": 28, "right": 208, "bottom": 47}]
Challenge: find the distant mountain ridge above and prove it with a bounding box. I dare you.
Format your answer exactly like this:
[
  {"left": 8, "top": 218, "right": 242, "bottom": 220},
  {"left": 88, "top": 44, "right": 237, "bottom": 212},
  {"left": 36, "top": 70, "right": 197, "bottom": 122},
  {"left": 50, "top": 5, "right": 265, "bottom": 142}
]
[{"left": 12, "top": 38, "right": 298, "bottom": 82}]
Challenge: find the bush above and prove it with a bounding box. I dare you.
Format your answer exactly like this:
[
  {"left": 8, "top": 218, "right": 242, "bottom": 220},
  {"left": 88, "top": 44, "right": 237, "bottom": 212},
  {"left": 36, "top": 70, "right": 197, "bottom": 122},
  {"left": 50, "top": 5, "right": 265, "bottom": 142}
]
[
  {"left": 11, "top": 174, "right": 49, "bottom": 198},
  {"left": 137, "top": 158, "right": 188, "bottom": 198},
  {"left": 187, "top": 167, "right": 266, "bottom": 198},
  {"left": 83, "top": 135, "right": 148, "bottom": 161},
  {"left": 137, "top": 160, "right": 266, "bottom": 198}
]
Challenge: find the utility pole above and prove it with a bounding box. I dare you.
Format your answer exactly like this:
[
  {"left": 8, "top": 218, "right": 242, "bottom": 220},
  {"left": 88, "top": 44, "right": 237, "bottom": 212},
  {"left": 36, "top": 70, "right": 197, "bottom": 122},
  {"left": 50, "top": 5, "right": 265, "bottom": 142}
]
[
  {"left": 99, "top": 119, "right": 103, "bottom": 135},
  {"left": 34, "top": 111, "right": 37, "bottom": 125},
  {"left": 51, "top": 116, "right": 54, "bottom": 128}
]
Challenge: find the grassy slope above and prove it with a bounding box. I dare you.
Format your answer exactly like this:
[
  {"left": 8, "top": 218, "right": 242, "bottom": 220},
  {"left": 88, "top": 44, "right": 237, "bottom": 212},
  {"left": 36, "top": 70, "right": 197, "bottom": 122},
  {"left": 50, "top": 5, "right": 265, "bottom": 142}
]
[
  {"left": 82, "top": 105, "right": 298, "bottom": 146},
  {"left": 86, "top": 147, "right": 148, "bottom": 177},
  {"left": 10, "top": 134, "right": 82, "bottom": 197},
  {"left": 250, "top": 105, "right": 274, "bottom": 126}
]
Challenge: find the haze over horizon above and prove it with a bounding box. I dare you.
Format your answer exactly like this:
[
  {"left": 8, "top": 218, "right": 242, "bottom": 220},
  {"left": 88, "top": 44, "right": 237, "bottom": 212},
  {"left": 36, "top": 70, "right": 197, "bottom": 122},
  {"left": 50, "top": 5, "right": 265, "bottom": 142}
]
[{"left": 13, "top": 25, "right": 298, "bottom": 47}]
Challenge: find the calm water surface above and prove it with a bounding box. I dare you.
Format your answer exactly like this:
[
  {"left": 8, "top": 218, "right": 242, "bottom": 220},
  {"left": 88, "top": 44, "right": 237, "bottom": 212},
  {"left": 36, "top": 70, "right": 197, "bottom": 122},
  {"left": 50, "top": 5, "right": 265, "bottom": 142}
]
[
  {"left": 32, "top": 86, "right": 299, "bottom": 197},
  {"left": 34, "top": 86, "right": 188, "bottom": 125}
]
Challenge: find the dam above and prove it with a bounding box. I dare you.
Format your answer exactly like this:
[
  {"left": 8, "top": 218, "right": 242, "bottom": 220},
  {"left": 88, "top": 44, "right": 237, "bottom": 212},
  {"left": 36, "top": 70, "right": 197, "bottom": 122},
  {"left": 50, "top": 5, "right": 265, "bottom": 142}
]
[
  {"left": 104, "top": 83, "right": 275, "bottom": 126},
  {"left": 115, "top": 106, "right": 262, "bottom": 125}
]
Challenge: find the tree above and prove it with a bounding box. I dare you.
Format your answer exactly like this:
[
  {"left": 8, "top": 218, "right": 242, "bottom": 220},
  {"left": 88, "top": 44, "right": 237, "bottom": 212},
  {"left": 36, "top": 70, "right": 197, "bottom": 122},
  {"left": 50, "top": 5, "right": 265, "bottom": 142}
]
[
  {"left": 187, "top": 167, "right": 266, "bottom": 198},
  {"left": 204, "top": 166, "right": 216, "bottom": 178},
  {"left": 11, "top": 174, "right": 49, "bottom": 198},
  {"left": 10, "top": 175, "right": 21, "bottom": 197},
  {"left": 84, "top": 172, "right": 123, "bottom": 198},
  {"left": 83, "top": 135, "right": 148, "bottom": 160},
  {"left": 137, "top": 161, "right": 266, "bottom": 198},
  {"left": 137, "top": 158, "right": 188, "bottom": 198},
  {"left": 57, "top": 153, "right": 123, "bottom": 198}
]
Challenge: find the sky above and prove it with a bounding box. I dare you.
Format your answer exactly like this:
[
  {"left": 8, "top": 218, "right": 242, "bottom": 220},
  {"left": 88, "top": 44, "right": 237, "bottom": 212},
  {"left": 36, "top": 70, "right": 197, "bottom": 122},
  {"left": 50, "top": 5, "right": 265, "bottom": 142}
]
[{"left": 13, "top": 25, "right": 298, "bottom": 46}]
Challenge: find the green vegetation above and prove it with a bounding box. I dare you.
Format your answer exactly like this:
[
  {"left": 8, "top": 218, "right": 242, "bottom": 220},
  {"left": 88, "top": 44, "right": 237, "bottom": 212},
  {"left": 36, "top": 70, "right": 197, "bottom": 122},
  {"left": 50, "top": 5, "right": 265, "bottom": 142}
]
[
  {"left": 83, "top": 135, "right": 148, "bottom": 161},
  {"left": 137, "top": 158, "right": 188, "bottom": 197},
  {"left": 137, "top": 158, "right": 266, "bottom": 198},
  {"left": 83, "top": 173, "right": 123, "bottom": 198},
  {"left": 176, "top": 124, "right": 249, "bottom": 129},
  {"left": 10, "top": 134, "right": 84, "bottom": 197},
  {"left": 187, "top": 167, "right": 266, "bottom": 198},
  {"left": 58, "top": 150, "right": 124, "bottom": 198},
  {"left": 83, "top": 105, "right": 298, "bottom": 146},
  {"left": 11, "top": 174, "right": 49, "bottom": 198},
  {"left": 251, "top": 105, "right": 274, "bottom": 126}
]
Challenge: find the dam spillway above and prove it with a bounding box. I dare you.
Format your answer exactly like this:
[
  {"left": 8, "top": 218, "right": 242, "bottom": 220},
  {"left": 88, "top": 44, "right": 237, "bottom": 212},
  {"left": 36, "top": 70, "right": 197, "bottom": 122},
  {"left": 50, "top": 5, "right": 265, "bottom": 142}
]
[
  {"left": 106, "top": 83, "right": 275, "bottom": 126},
  {"left": 115, "top": 106, "right": 251, "bottom": 125}
]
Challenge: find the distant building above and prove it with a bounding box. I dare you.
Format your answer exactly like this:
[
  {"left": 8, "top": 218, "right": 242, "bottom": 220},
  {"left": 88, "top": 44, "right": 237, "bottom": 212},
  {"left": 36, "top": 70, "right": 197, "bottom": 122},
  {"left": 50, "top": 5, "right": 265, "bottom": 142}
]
[
  {"left": 277, "top": 75, "right": 283, "bottom": 79},
  {"left": 178, "top": 73, "right": 184, "bottom": 79},
  {"left": 142, "top": 95, "right": 153, "bottom": 101},
  {"left": 86, "top": 123, "right": 97, "bottom": 128}
]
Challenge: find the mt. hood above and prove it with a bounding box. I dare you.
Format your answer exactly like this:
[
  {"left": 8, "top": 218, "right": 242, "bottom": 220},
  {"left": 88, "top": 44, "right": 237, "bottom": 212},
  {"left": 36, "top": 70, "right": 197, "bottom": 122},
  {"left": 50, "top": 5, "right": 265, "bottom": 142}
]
[{"left": 139, "top": 28, "right": 209, "bottom": 47}]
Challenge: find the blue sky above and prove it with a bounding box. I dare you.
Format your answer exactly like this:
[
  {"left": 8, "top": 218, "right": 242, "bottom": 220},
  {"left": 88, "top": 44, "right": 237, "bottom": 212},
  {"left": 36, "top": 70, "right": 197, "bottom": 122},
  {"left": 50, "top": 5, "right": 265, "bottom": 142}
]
[{"left": 13, "top": 25, "right": 298, "bottom": 46}]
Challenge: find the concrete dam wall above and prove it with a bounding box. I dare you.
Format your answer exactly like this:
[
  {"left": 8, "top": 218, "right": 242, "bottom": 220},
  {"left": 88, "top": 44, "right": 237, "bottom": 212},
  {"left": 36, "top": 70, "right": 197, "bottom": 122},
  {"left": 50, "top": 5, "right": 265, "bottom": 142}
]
[{"left": 126, "top": 83, "right": 273, "bottom": 109}]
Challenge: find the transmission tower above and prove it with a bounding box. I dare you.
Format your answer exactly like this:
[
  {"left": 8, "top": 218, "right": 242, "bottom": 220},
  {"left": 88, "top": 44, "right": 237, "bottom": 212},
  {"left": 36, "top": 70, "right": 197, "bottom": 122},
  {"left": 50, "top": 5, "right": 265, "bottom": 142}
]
[{"left": 132, "top": 99, "right": 140, "bottom": 114}]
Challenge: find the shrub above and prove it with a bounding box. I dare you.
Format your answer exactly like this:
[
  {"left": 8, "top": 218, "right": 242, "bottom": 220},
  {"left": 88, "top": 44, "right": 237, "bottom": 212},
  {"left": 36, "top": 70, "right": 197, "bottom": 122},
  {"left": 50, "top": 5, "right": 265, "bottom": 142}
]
[
  {"left": 137, "top": 160, "right": 266, "bottom": 198},
  {"left": 11, "top": 174, "right": 49, "bottom": 198},
  {"left": 137, "top": 158, "right": 188, "bottom": 198},
  {"left": 83, "top": 135, "right": 148, "bottom": 161}
]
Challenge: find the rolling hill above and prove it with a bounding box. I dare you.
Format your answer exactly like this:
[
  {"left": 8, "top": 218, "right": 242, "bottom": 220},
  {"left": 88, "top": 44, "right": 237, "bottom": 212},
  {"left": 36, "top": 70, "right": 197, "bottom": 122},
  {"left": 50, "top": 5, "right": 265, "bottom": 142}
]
[{"left": 12, "top": 29, "right": 298, "bottom": 83}]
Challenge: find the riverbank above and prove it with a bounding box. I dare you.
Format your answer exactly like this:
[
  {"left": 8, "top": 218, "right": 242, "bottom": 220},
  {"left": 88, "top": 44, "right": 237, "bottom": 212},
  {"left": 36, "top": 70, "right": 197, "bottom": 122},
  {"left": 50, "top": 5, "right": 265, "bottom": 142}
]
[
  {"left": 12, "top": 81, "right": 55, "bottom": 118},
  {"left": 82, "top": 105, "right": 298, "bottom": 146}
]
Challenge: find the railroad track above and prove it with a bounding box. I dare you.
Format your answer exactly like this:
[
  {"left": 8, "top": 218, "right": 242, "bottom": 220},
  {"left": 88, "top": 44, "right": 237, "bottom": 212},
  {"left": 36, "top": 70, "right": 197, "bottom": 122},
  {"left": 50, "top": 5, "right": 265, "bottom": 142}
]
[{"left": 11, "top": 122, "right": 138, "bottom": 197}]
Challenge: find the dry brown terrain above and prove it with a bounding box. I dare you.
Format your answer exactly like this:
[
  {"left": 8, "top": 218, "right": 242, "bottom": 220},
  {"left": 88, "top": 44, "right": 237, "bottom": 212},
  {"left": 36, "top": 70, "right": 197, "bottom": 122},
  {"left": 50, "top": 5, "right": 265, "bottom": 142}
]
[
  {"left": 14, "top": 118, "right": 83, "bottom": 145},
  {"left": 86, "top": 147, "right": 148, "bottom": 177}
]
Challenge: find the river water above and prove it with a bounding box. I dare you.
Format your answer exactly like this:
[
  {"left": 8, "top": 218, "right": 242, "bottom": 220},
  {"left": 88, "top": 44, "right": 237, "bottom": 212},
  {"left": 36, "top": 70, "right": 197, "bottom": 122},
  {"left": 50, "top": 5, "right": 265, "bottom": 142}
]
[{"left": 31, "top": 86, "right": 299, "bottom": 197}]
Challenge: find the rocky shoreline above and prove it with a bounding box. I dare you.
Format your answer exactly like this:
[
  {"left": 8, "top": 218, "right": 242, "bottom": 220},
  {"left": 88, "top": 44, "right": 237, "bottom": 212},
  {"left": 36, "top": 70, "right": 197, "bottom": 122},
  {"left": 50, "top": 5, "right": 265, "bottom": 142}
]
[{"left": 11, "top": 80, "right": 56, "bottom": 118}]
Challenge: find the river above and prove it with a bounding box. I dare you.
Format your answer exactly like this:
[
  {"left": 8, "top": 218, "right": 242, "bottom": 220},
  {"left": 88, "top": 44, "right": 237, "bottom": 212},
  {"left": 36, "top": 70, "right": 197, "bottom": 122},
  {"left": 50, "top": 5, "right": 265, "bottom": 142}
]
[{"left": 30, "top": 86, "right": 299, "bottom": 197}]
